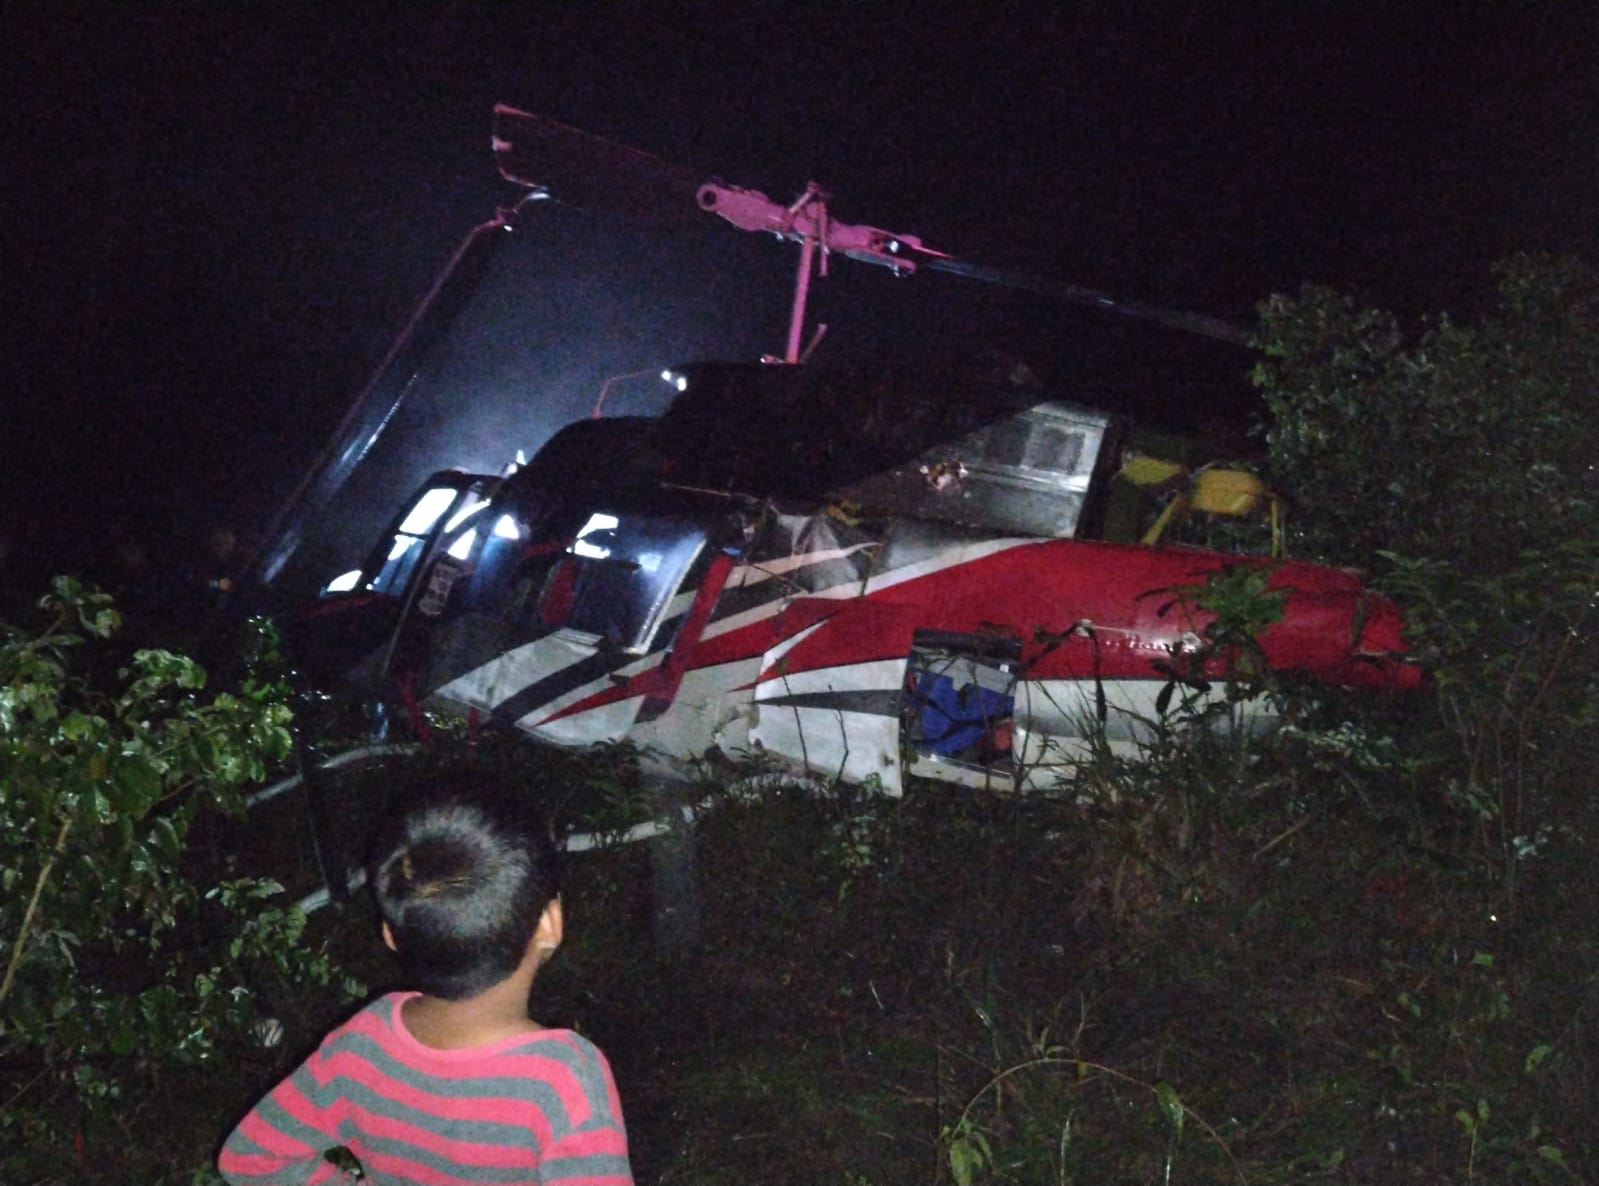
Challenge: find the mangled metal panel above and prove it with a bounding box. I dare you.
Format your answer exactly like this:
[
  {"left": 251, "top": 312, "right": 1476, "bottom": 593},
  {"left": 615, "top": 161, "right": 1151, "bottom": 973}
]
[
  {"left": 838, "top": 401, "right": 1111, "bottom": 539},
  {"left": 650, "top": 364, "right": 1118, "bottom": 540}
]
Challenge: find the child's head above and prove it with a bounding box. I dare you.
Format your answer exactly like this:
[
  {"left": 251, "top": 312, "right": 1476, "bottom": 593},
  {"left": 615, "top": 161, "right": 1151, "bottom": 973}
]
[{"left": 369, "top": 772, "right": 561, "bottom": 1001}]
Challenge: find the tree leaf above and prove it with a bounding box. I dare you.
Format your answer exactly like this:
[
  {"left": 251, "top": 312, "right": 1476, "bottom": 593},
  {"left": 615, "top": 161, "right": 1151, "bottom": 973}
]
[{"left": 1153, "top": 1080, "right": 1184, "bottom": 1139}]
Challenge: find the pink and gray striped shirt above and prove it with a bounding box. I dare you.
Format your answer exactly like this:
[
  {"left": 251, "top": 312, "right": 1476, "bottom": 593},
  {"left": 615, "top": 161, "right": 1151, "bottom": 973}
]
[{"left": 219, "top": 992, "right": 632, "bottom": 1185}]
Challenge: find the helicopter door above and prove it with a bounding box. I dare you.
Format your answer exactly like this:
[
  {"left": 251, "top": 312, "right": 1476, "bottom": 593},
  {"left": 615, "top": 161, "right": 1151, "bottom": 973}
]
[{"left": 488, "top": 509, "right": 707, "bottom": 746}]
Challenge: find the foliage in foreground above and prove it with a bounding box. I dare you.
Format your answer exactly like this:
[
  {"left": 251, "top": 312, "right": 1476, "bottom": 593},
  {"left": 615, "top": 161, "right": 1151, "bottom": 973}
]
[
  {"left": 223, "top": 718, "right": 1583, "bottom": 1186},
  {"left": 0, "top": 579, "right": 362, "bottom": 1183},
  {"left": 168, "top": 698, "right": 1589, "bottom": 1186}
]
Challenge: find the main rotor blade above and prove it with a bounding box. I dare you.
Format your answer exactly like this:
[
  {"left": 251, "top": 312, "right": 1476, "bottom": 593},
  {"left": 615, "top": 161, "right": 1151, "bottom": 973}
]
[
  {"left": 491, "top": 105, "right": 704, "bottom": 222},
  {"left": 250, "top": 196, "right": 537, "bottom": 589},
  {"left": 926, "top": 257, "right": 1249, "bottom": 346}
]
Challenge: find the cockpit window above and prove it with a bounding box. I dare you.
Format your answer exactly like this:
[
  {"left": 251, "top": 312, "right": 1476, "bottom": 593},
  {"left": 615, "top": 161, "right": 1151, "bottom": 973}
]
[
  {"left": 396, "top": 487, "right": 460, "bottom": 536},
  {"left": 369, "top": 485, "right": 487, "bottom": 597}
]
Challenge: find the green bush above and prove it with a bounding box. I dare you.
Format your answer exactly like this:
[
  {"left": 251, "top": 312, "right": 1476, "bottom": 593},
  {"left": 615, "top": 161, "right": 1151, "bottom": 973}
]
[
  {"left": 1252, "top": 253, "right": 1599, "bottom": 893},
  {"left": 0, "top": 577, "right": 362, "bottom": 1183}
]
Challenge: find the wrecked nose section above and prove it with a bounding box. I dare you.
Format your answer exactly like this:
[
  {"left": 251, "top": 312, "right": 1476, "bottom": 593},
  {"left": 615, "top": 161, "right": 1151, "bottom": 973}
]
[
  {"left": 1343, "top": 590, "right": 1425, "bottom": 690},
  {"left": 1340, "top": 646, "right": 1426, "bottom": 692},
  {"left": 1263, "top": 581, "right": 1426, "bottom": 691},
  {"left": 1378, "top": 654, "right": 1425, "bottom": 691}
]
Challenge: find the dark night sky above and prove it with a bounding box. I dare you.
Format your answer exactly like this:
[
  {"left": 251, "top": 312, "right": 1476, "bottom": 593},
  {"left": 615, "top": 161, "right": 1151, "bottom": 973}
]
[{"left": 3, "top": 3, "right": 1594, "bottom": 589}]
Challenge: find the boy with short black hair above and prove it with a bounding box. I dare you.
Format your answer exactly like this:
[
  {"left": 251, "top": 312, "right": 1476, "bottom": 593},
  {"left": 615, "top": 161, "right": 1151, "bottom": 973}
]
[{"left": 219, "top": 774, "right": 633, "bottom": 1185}]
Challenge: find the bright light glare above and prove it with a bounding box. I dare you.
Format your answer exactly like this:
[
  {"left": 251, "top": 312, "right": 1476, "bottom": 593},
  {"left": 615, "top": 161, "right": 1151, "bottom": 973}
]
[
  {"left": 444, "top": 497, "right": 490, "bottom": 533},
  {"left": 446, "top": 529, "right": 478, "bottom": 560},
  {"left": 661, "top": 369, "right": 688, "bottom": 392},
  {"left": 492, "top": 514, "right": 521, "bottom": 540},
  {"left": 398, "top": 487, "right": 460, "bottom": 535},
  {"left": 387, "top": 537, "right": 417, "bottom": 561},
  {"left": 572, "top": 512, "right": 620, "bottom": 559},
  {"left": 323, "top": 569, "right": 362, "bottom": 594}
]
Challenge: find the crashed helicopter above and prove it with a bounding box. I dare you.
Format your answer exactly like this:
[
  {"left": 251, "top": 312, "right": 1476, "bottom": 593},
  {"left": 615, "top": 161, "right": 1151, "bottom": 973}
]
[{"left": 273, "top": 107, "right": 1421, "bottom": 795}]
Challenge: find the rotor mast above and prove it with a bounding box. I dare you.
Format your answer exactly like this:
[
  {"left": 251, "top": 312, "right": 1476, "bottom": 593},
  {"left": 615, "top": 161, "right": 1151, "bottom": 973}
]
[{"left": 694, "top": 178, "right": 950, "bottom": 362}]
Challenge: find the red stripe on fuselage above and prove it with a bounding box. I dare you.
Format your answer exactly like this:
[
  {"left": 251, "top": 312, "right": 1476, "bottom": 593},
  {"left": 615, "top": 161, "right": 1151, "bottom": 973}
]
[
  {"left": 714, "top": 537, "right": 1413, "bottom": 690},
  {"left": 517, "top": 535, "right": 1414, "bottom": 732}
]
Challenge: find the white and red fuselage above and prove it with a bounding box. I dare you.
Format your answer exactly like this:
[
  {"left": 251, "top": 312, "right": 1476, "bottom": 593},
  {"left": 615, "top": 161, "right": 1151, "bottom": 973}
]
[{"left": 302, "top": 364, "right": 1419, "bottom": 793}]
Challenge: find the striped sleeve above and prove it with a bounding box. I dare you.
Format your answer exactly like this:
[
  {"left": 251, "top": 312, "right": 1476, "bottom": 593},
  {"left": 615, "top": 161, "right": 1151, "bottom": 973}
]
[
  {"left": 218, "top": 1027, "right": 354, "bottom": 1185},
  {"left": 533, "top": 1033, "right": 632, "bottom": 1186}
]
